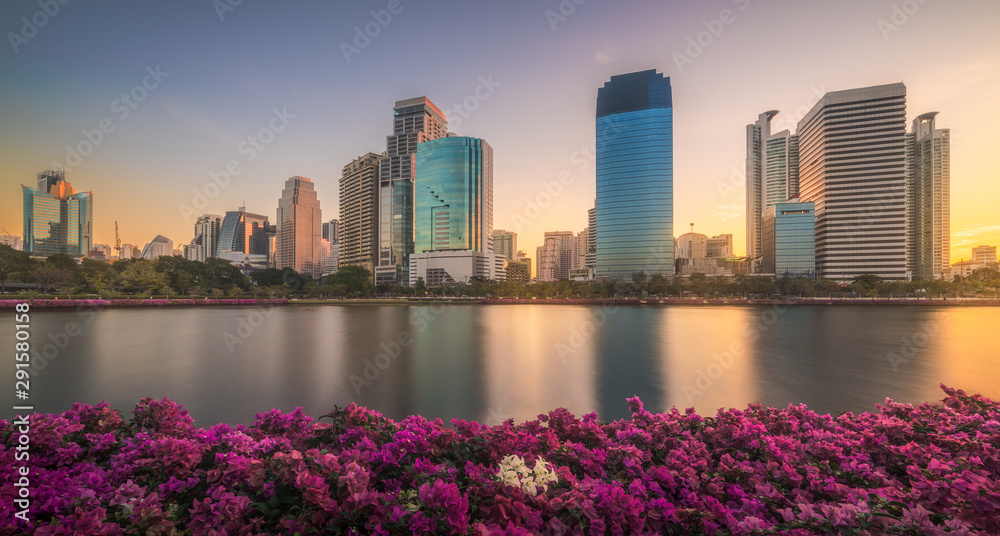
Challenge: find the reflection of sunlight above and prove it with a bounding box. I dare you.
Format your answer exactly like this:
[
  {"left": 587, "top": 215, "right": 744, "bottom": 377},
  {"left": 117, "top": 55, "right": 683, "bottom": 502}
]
[
  {"left": 663, "top": 307, "right": 755, "bottom": 414},
  {"left": 936, "top": 309, "right": 1000, "bottom": 399},
  {"left": 481, "top": 306, "right": 596, "bottom": 424}
]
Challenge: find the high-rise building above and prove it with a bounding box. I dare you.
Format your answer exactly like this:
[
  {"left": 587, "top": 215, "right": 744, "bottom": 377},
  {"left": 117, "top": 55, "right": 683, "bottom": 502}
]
[
  {"left": 797, "top": 83, "right": 908, "bottom": 281},
  {"left": 322, "top": 219, "right": 339, "bottom": 242},
  {"left": 586, "top": 204, "right": 597, "bottom": 271},
  {"left": 141, "top": 235, "right": 174, "bottom": 260},
  {"left": 536, "top": 231, "right": 575, "bottom": 282},
  {"left": 0, "top": 235, "right": 22, "bottom": 251},
  {"left": 574, "top": 229, "right": 589, "bottom": 270},
  {"left": 339, "top": 152, "right": 381, "bottom": 273},
  {"left": 907, "top": 112, "right": 950, "bottom": 280},
  {"left": 276, "top": 176, "right": 322, "bottom": 278},
  {"left": 516, "top": 251, "right": 532, "bottom": 280},
  {"left": 596, "top": 70, "right": 674, "bottom": 280},
  {"left": 376, "top": 97, "right": 448, "bottom": 285},
  {"left": 493, "top": 229, "right": 517, "bottom": 260},
  {"left": 22, "top": 171, "right": 92, "bottom": 258},
  {"left": 706, "top": 234, "right": 734, "bottom": 258},
  {"left": 762, "top": 200, "right": 816, "bottom": 278},
  {"left": 972, "top": 246, "right": 997, "bottom": 265},
  {"left": 185, "top": 214, "right": 222, "bottom": 262},
  {"left": 409, "top": 135, "right": 503, "bottom": 285},
  {"left": 746, "top": 112, "right": 799, "bottom": 262},
  {"left": 219, "top": 207, "right": 270, "bottom": 258}
]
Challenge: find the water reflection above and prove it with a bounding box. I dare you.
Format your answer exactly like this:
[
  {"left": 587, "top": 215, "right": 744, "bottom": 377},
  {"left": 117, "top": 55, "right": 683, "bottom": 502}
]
[{"left": 2, "top": 305, "right": 996, "bottom": 425}]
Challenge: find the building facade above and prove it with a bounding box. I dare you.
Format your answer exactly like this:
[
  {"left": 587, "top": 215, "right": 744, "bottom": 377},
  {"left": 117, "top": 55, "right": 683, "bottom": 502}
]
[
  {"left": 595, "top": 70, "right": 674, "bottom": 280},
  {"left": 762, "top": 201, "right": 816, "bottom": 278},
  {"left": 907, "top": 112, "right": 950, "bottom": 280},
  {"left": 676, "top": 233, "right": 707, "bottom": 259},
  {"left": 376, "top": 97, "right": 448, "bottom": 285},
  {"left": 493, "top": 229, "right": 517, "bottom": 260},
  {"left": 276, "top": 176, "right": 322, "bottom": 278},
  {"left": 536, "top": 231, "right": 576, "bottom": 282},
  {"left": 797, "top": 83, "right": 908, "bottom": 281},
  {"left": 409, "top": 250, "right": 505, "bottom": 286},
  {"left": 706, "top": 234, "right": 734, "bottom": 258},
  {"left": 22, "top": 171, "right": 93, "bottom": 258},
  {"left": 746, "top": 112, "right": 799, "bottom": 262},
  {"left": 339, "top": 152, "right": 381, "bottom": 273},
  {"left": 141, "top": 235, "right": 173, "bottom": 260},
  {"left": 185, "top": 214, "right": 222, "bottom": 262},
  {"left": 0, "top": 235, "right": 22, "bottom": 250},
  {"left": 972, "top": 245, "right": 997, "bottom": 265}
]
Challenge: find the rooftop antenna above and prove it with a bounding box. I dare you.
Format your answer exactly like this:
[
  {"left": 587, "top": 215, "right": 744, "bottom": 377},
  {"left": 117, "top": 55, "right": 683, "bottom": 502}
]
[{"left": 690, "top": 223, "right": 694, "bottom": 234}]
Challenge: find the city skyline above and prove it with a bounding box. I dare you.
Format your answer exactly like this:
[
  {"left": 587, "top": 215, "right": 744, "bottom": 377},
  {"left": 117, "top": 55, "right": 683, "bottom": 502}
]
[{"left": 2, "top": 2, "right": 999, "bottom": 264}]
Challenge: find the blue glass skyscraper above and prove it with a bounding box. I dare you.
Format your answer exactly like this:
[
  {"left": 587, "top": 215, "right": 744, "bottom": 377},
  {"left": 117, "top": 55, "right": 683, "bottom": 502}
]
[{"left": 595, "top": 70, "right": 674, "bottom": 279}]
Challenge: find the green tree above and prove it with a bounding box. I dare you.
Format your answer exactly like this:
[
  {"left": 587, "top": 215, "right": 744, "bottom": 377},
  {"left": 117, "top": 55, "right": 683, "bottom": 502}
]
[
  {"left": 0, "top": 244, "right": 31, "bottom": 294},
  {"left": 851, "top": 273, "right": 882, "bottom": 297},
  {"left": 414, "top": 277, "right": 427, "bottom": 296},
  {"left": 325, "top": 265, "right": 374, "bottom": 297},
  {"left": 647, "top": 274, "right": 668, "bottom": 296},
  {"left": 119, "top": 260, "right": 169, "bottom": 294},
  {"left": 33, "top": 267, "right": 76, "bottom": 294},
  {"left": 79, "top": 259, "right": 115, "bottom": 293}
]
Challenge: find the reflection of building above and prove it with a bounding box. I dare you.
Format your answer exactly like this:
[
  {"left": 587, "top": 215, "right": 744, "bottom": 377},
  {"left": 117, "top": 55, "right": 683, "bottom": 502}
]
[
  {"left": 340, "top": 153, "right": 381, "bottom": 273},
  {"left": 907, "top": 112, "right": 950, "bottom": 280},
  {"left": 762, "top": 200, "right": 816, "bottom": 278},
  {"left": 276, "top": 176, "right": 322, "bottom": 278},
  {"left": 493, "top": 230, "right": 517, "bottom": 260},
  {"left": 409, "top": 135, "right": 503, "bottom": 285},
  {"left": 596, "top": 70, "right": 674, "bottom": 279},
  {"left": 972, "top": 245, "right": 997, "bottom": 265},
  {"left": 22, "top": 170, "right": 92, "bottom": 257},
  {"left": 377, "top": 97, "right": 448, "bottom": 285},
  {"left": 536, "top": 231, "right": 575, "bottom": 282},
  {"left": 798, "top": 83, "right": 908, "bottom": 281},
  {"left": 409, "top": 251, "right": 505, "bottom": 286},
  {"left": 141, "top": 235, "right": 174, "bottom": 260},
  {"left": 0, "top": 235, "right": 22, "bottom": 250},
  {"left": 185, "top": 214, "right": 222, "bottom": 262}
]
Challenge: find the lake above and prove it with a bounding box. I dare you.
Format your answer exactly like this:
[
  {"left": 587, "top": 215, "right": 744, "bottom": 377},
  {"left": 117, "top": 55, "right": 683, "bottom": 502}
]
[{"left": 5, "top": 304, "right": 998, "bottom": 426}]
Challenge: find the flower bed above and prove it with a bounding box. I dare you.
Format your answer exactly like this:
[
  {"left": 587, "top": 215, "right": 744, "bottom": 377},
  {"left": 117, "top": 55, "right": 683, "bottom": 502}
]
[
  {"left": 0, "top": 299, "right": 288, "bottom": 310},
  {"left": 2, "top": 385, "right": 998, "bottom": 535}
]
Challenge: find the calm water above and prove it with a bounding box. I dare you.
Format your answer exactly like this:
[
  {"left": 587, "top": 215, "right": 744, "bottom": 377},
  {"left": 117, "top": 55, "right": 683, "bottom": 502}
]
[{"left": 4, "top": 304, "right": 998, "bottom": 426}]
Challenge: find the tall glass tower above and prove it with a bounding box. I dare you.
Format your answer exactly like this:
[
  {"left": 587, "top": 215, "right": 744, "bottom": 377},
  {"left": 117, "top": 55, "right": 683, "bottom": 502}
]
[
  {"left": 22, "top": 171, "right": 92, "bottom": 258},
  {"left": 595, "top": 70, "right": 673, "bottom": 280}
]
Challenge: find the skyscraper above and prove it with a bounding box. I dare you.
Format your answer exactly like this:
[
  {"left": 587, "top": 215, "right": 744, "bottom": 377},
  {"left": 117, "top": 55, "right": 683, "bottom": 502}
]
[
  {"left": 276, "top": 176, "right": 322, "bottom": 278},
  {"left": 536, "top": 231, "right": 575, "bottom": 282},
  {"left": 409, "top": 136, "right": 503, "bottom": 285},
  {"left": 322, "top": 219, "right": 339, "bottom": 242},
  {"left": 907, "top": 112, "right": 950, "bottom": 280},
  {"left": 493, "top": 230, "right": 517, "bottom": 260},
  {"left": 22, "top": 171, "right": 92, "bottom": 258},
  {"left": 746, "top": 111, "right": 799, "bottom": 262},
  {"left": 376, "top": 97, "right": 448, "bottom": 285},
  {"left": 762, "top": 200, "right": 816, "bottom": 278},
  {"left": 219, "top": 207, "right": 270, "bottom": 258},
  {"left": 595, "top": 70, "right": 673, "bottom": 279},
  {"left": 797, "top": 83, "right": 908, "bottom": 281},
  {"left": 184, "top": 214, "right": 222, "bottom": 262},
  {"left": 339, "top": 152, "right": 381, "bottom": 273}
]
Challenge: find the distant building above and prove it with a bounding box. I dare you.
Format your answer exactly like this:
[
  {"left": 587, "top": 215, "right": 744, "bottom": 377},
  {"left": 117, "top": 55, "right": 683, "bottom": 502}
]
[
  {"left": 141, "top": 235, "right": 174, "bottom": 260},
  {"left": 746, "top": 112, "right": 799, "bottom": 262},
  {"left": 675, "top": 257, "right": 750, "bottom": 277},
  {"left": 339, "top": 153, "right": 382, "bottom": 273},
  {"left": 972, "top": 245, "right": 997, "bottom": 265},
  {"left": 706, "top": 234, "right": 734, "bottom": 258},
  {"left": 798, "top": 83, "right": 908, "bottom": 281},
  {"left": 22, "top": 170, "right": 92, "bottom": 258},
  {"left": 536, "top": 231, "right": 575, "bottom": 282},
  {"left": 276, "top": 176, "right": 322, "bottom": 278},
  {"left": 949, "top": 260, "right": 986, "bottom": 279},
  {"left": 0, "top": 235, "right": 22, "bottom": 250},
  {"left": 121, "top": 243, "right": 140, "bottom": 259},
  {"left": 586, "top": 204, "right": 597, "bottom": 271},
  {"left": 762, "top": 200, "right": 816, "bottom": 278},
  {"left": 505, "top": 260, "right": 530, "bottom": 283},
  {"left": 322, "top": 219, "right": 339, "bottom": 242},
  {"left": 87, "top": 244, "right": 112, "bottom": 262},
  {"left": 493, "top": 230, "right": 517, "bottom": 260},
  {"left": 907, "top": 112, "right": 950, "bottom": 280},
  {"left": 596, "top": 70, "right": 674, "bottom": 279},
  {"left": 516, "top": 251, "right": 532, "bottom": 280},
  {"left": 377, "top": 97, "right": 449, "bottom": 286},
  {"left": 676, "top": 233, "right": 707, "bottom": 259},
  {"left": 320, "top": 238, "right": 339, "bottom": 276},
  {"left": 219, "top": 207, "right": 270, "bottom": 258},
  {"left": 185, "top": 214, "right": 222, "bottom": 262}
]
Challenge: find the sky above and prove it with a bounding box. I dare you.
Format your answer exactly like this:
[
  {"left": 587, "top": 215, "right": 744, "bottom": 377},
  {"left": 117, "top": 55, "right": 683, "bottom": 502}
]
[{"left": 1, "top": 0, "right": 998, "bottom": 264}]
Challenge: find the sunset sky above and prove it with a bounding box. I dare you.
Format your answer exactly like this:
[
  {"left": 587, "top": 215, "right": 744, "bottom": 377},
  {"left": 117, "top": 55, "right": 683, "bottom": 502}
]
[{"left": 1, "top": 1, "right": 998, "bottom": 264}]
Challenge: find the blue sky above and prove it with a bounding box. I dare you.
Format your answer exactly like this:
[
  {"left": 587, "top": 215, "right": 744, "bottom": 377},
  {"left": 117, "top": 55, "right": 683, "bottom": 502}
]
[{"left": 2, "top": 0, "right": 998, "bottom": 261}]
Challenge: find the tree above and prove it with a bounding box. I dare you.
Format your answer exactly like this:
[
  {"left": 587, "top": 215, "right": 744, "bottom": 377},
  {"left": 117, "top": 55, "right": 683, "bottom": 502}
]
[
  {"left": 325, "top": 265, "right": 374, "bottom": 297},
  {"left": 118, "top": 260, "right": 169, "bottom": 294},
  {"left": 79, "top": 259, "right": 115, "bottom": 293},
  {"left": 647, "top": 274, "right": 668, "bottom": 296},
  {"left": 414, "top": 278, "right": 427, "bottom": 296},
  {"left": 0, "top": 244, "right": 31, "bottom": 294},
  {"left": 33, "top": 267, "right": 75, "bottom": 294}
]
